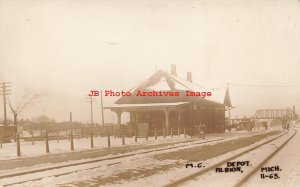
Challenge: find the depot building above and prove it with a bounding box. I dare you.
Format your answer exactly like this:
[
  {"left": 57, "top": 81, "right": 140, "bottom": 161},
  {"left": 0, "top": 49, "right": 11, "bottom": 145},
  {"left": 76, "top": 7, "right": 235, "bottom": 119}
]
[{"left": 105, "top": 65, "right": 232, "bottom": 135}]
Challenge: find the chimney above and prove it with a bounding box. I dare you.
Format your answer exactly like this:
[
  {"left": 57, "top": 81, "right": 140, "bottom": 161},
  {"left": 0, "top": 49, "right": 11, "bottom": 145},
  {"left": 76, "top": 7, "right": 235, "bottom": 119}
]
[
  {"left": 187, "top": 72, "right": 192, "bottom": 82},
  {"left": 171, "top": 64, "right": 177, "bottom": 76}
]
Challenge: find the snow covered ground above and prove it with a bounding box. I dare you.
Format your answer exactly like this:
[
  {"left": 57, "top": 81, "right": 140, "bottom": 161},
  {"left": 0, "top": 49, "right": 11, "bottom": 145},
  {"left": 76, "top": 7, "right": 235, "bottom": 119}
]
[
  {"left": 0, "top": 129, "right": 274, "bottom": 160},
  {"left": 0, "top": 135, "right": 192, "bottom": 160},
  {"left": 181, "top": 129, "right": 294, "bottom": 187},
  {"left": 0, "top": 128, "right": 284, "bottom": 186},
  {"left": 245, "top": 125, "right": 300, "bottom": 187},
  {"left": 0, "top": 126, "right": 287, "bottom": 187},
  {"left": 97, "top": 130, "right": 290, "bottom": 187}
]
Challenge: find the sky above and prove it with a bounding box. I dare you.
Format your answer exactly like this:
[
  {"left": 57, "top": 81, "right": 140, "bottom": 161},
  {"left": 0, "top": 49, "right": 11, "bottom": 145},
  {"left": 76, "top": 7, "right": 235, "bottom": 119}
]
[{"left": 0, "top": 0, "right": 300, "bottom": 123}]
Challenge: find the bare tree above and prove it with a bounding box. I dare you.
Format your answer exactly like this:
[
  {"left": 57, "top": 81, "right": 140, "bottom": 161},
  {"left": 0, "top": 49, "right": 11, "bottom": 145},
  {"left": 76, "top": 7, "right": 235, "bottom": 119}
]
[
  {"left": 7, "top": 89, "right": 43, "bottom": 126},
  {"left": 6, "top": 89, "right": 43, "bottom": 156}
]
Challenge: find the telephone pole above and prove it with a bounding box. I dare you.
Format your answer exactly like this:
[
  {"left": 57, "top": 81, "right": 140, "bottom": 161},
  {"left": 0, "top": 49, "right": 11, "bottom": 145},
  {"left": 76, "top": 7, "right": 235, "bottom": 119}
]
[
  {"left": 0, "top": 82, "right": 11, "bottom": 126},
  {"left": 86, "top": 96, "right": 95, "bottom": 125},
  {"left": 100, "top": 91, "right": 105, "bottom": 126},
  {"left": 70, "top": 112, "right": 72, "bottom": 130},
  {"left": 227, "top": 82, "right": 230, "bottom": 126}
]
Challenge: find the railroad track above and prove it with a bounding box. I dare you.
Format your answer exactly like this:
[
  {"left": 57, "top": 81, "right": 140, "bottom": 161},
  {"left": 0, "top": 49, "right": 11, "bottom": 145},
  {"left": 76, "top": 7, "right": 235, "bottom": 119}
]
[
  {"left": 163, "top": 129, "right": 296, "bottom": 187},
  {"left": 0, "top": 137, "right": 228, "bottom": 186},
  {"left": 0, "top": 131, "right": 287, "bottom": 186}
]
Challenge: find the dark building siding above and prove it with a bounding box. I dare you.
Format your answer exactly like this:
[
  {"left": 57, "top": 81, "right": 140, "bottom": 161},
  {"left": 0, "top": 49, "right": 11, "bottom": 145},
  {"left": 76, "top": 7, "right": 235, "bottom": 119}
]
[
  {"left": 115, "top": 70, "right": 226, "bottom": 135},
  {"left": 128, "top": 101, "right": 225, "bottom": 134}
]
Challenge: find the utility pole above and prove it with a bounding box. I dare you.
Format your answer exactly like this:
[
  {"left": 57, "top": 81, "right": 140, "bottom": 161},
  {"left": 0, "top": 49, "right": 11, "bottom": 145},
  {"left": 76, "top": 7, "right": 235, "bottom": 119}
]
[
  {"left": 228, "top": 107, "right": 231, "bottom": 126},
  {"left": 70, "top": 112, "right": 72, "bottom": 130},
  {"left": 0, "top": 82, "right": 11, "bottom": 126},
  {"left": 86, "top": 96, "right": 95, "bottom": 126},
  {"left": 227, "top": 82, "right": 230, "bottom": 127},
  {"left": 70, "top": 112, "right": 72, "bottom": 123},
  {"left": 100, "top": 91, "right": 105, "bottom": 126}
]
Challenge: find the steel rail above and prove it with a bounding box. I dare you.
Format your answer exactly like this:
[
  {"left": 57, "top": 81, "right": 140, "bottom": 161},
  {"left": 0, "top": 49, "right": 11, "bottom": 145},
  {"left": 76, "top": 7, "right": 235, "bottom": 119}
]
[
  {"left": 163, "top": 130, "right": 293, "bottom": 187},
  {"left": 0, "top": 137, "right": 227, "bottom": 186},
  {"left": 234, "top": 129, "right": 297, "bottom": 187}
]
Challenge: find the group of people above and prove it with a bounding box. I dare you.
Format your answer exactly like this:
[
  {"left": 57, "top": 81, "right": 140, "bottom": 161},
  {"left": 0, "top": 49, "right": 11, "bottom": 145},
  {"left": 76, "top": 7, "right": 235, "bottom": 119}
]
[
  {"left": 282, "top": 122, "right": 291, "bottom": 130},
  {"left": 197, "top": 123, "right": 207, "bottom": 139}
]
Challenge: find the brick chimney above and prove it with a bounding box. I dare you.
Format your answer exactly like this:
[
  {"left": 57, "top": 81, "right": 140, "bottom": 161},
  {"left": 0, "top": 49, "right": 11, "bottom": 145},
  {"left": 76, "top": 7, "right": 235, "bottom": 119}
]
[
  {"left": 171, "top": 64, "right": 177, "bottom": 77},
  {"left": 187, "top": 72, "right": 192, "bottom": 82}
]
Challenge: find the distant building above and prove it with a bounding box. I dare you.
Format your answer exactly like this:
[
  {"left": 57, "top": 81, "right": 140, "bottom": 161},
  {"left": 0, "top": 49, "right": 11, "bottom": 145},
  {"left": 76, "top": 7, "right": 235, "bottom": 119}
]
[
  {"left": 0, "top": 124, "right": 17, "bottom": 142},
  {"left": 105, "top": 65, "right": 231, "bottom": 135}
]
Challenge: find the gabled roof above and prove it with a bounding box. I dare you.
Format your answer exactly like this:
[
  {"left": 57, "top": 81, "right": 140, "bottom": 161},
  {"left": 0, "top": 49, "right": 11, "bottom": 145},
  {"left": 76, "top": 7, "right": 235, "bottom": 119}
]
[
  {"left": 116, "top": 70, "right": 229, "bottom": 105},
  {"left": 105, "top": 102, "right": 189, "bottom": 111}
]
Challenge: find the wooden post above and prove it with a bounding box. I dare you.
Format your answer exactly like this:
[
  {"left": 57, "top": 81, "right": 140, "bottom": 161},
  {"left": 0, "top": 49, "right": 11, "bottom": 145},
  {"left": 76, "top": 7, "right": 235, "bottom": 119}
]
[
  {"left": 0, "top": 134, "right": 2, "bottom": 149},
  {"left": 184, "top": 128, "right": 186, "bottom": 138},
  {"left": 135, "top": 128, "right": 137, "bottom": 142},
  {"left": 114, "top": 128, "right": 116, "bottom": 139},
  {"left": 155, "top": 128, "right": 157, "bottom": 140},
  {"left": 57, "top": 133, "right": 59, "bottom": 143},
  {"left": 171, "top": 128, "right": 173, "bottom": 137},
  {"left": 32, "top": 134, "right": 34, "bottom": 145},
  {"left": 164, "top": 109, "right": 170, "bottom": 136},
  {"left": 17, "top": 133, "right": 21, "bottom": 156},
  {"left": 91, "top": 131, "right": 94, "bottom": 148},
  {"left": 146, "top": 129, "right": 148, "bottom": 141},
  {"left": 70, "top": 131, "right": 74, "bottom": 151},
  {"left": 178, "top": 128, "right": 180, "bottom": 137},
  {"left": 122, "top": 126, "right": 125, "bottom": 145},
  {"left": 45, "top": 132, "right": 49, "bottom": 153},
  {"left": 107, "top": 130, "right": 111, "bottom": 147},
  {"left": 163, "top": 128, "right": 166, "bottom": 138}
]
